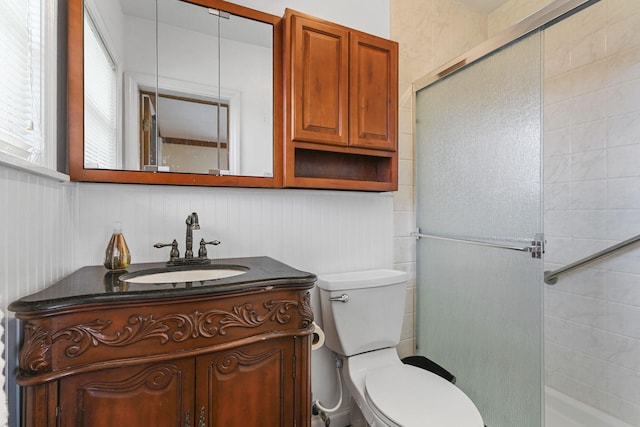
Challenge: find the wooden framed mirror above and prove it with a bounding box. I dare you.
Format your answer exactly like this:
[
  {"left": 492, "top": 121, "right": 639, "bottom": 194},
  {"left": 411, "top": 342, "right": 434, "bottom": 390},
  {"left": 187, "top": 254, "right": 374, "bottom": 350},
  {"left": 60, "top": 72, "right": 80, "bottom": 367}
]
[{"left": 68, "top": 0, "right": 283, "bottom": 187}]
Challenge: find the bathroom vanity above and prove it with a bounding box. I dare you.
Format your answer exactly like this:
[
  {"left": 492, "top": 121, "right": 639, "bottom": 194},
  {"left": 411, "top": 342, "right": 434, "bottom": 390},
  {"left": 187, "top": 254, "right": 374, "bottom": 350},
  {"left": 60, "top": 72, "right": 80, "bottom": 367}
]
[{"left": 9, "top": 257, "right": 315, "bottom": 427}]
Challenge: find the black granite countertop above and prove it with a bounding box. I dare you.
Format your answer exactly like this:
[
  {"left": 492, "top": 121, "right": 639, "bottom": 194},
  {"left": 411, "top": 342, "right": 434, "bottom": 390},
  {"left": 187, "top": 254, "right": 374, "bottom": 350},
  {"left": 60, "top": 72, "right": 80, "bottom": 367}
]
[{"left": 9, "top": 256, "right": 316, "bottom": 313}]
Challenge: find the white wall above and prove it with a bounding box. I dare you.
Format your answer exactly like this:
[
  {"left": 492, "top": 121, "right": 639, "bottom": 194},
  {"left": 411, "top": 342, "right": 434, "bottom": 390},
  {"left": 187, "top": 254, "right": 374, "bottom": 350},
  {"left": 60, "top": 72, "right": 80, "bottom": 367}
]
[
  {"left": 73, "top": 184, "right": 393, "bottom": 272},
  {"left": 228, "top": 0, "right": 389, "bottom": 37}
]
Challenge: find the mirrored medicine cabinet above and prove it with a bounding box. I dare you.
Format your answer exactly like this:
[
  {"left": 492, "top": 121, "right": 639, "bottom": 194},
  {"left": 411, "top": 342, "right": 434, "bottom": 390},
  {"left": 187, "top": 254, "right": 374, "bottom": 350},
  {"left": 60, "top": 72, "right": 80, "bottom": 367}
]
[{"left": 68, "top": 0, "right": 283, "bottom": 187}]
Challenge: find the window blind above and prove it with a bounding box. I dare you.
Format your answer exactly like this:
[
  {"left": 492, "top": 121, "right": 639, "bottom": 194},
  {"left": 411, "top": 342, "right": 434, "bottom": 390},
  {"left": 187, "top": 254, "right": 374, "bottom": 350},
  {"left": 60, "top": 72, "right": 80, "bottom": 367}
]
[
  {"left": 83, "top": 8, "right": 118, "bottom": 169},
  {"left": 0, "top": 0, "right": 43, "bottom": 163}
]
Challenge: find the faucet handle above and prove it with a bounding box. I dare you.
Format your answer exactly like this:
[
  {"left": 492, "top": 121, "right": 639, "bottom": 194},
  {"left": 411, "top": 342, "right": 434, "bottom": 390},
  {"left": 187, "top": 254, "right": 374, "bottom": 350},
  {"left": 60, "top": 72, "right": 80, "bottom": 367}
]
[
  {"left": 154, "top": 239, "right": 180, "bottom": 260},
  {"left": 198, "top": 239, "right": 221, "bottom": 258}
]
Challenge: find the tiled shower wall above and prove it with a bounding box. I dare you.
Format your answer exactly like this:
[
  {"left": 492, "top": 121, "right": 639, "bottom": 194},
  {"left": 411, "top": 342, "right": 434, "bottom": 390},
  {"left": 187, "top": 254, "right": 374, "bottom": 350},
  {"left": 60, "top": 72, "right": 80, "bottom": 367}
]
[
  {"left": 390, "top": 0, "right": 489, "bottom": 358},
  {"left": 488, "top": 0, "right": 551, "bottom": 37},
  {"left": 393, "top": 0, "right": 640, "bottom": 425},
  {"left": 543, "top": 1, "right": 640, "bottom": 424}
]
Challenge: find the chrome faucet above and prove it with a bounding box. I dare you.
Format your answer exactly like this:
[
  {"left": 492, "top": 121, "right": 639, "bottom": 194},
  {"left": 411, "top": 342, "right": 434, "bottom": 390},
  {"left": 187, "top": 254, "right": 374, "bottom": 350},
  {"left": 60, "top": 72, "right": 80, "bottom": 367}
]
[
  {"left": 154, "top": 211, "right": 220, "bottom": 265},
  {"left": 184, "top": 212, "right": 200, "bottom": 259}
]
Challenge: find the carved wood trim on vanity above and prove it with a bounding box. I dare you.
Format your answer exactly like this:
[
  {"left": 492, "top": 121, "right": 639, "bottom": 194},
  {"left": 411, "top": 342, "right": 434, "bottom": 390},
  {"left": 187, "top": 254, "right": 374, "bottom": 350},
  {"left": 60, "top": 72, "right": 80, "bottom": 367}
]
[
  {"left": 18, "top": 290, "right": 314, "bottom": 381},
  {"left": 212, "top": 348, "right": 279, "bottom": 375},
  {"left": 47, "top": 299, "right": 300, "bottom": 356},
  {"left": 79, "top": 363, "right": 181, "bottom": 393},
  {"left": 299, "top": 290, "right": 314, "bottom": 328},
  {"left": 20, "top": 324, "right": 50, "bottom": 373}
]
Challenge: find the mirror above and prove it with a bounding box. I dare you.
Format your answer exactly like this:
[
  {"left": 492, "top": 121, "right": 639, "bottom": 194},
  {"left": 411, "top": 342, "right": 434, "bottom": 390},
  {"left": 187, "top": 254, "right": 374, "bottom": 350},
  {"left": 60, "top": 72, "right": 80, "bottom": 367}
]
[{"left": 68, "top": 0, "right": 283, "bottom": 186}]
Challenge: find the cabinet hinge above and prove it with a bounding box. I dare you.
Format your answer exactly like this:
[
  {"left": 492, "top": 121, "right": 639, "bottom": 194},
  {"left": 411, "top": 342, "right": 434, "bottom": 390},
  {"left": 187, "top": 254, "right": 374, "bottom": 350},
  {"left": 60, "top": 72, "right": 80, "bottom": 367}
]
[
  {"left": 55, "top": 406, "right": 61, "bottom": 417},
  {"left": 292, "top": 353, "right": 297, "bottom": 379}
]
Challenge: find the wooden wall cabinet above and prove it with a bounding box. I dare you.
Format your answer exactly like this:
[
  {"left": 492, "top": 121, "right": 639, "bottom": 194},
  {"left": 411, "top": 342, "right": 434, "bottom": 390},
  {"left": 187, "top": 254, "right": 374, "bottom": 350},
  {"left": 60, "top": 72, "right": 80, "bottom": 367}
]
[
  {"left": 284, "top": 9, "right": 399, "bottom": 191},
  {"left": 11, "top": 261, "right": 314, "bottom": 427}
]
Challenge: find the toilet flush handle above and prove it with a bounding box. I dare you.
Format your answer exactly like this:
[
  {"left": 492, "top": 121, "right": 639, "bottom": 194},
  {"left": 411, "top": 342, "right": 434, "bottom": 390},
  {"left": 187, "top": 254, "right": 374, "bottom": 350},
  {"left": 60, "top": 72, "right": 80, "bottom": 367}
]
[{"left": 329, "top": 294, "right": 349, "bottom": 303}]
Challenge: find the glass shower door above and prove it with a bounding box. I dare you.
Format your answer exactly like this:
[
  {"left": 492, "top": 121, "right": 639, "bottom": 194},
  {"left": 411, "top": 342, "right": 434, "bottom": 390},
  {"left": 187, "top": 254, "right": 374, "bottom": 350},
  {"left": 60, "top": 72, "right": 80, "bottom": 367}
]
[{"left": 415, "top": 31, "right": 543, "bottom": 427}]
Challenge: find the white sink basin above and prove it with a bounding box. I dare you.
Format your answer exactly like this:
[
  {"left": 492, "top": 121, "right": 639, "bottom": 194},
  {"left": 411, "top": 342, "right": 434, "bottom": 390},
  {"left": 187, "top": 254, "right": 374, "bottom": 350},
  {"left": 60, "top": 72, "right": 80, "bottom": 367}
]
[{"left": 122, "top": 267, "right": 247, "bottom": 284}]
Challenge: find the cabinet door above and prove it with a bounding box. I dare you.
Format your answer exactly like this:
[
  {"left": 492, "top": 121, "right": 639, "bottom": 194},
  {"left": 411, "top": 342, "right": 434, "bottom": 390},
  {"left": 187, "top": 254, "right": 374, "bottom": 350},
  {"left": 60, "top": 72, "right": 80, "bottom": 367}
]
[
  {"left": 349, "top": 31, "right": 398, "bottom": 151},
  {"left": 58, "top": 359, "right": 195, "bottom": 427},
  {"left": 196, "top": 338, "right": 296, "bottom": 427},
  {"left": 291, "top": 14, "right": 349, "bottom": 146}
]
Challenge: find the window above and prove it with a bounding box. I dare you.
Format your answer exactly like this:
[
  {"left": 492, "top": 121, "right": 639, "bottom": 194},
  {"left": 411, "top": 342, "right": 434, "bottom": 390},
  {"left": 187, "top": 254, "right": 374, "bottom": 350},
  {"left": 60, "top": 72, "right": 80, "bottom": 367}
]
[
  {"left": 0, "top": 0, "right": 58, "bottom": 175},
  {"left": 0, "top": 0, "right": 47, "bottom": 165}
]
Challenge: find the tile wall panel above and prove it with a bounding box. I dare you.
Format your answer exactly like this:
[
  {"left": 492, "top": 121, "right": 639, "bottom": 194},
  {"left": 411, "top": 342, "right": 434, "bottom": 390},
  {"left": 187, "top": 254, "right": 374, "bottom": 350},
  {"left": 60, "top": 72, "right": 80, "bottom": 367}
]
[
  {"left": 488, "top": 0, "right": 551, "bottom": 36},
  {"left": 394, "top": 0, "right": 640, "bottom": 423},
  {"left": 390, "top": 0, "right": 488, "bottom": 360},
  {"left": 543, "top": 1, "right": 640, "bottom": 424}
]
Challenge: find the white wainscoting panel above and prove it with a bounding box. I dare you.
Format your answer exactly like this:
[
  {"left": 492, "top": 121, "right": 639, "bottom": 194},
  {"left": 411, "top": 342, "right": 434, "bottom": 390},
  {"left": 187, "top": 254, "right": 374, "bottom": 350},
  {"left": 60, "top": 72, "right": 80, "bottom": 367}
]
[
  {"left": 74, "top": 184, "right": 394, "bottom": 274},
  {"left": 0, "top": 165, "right": 76, "bottom": 427}
]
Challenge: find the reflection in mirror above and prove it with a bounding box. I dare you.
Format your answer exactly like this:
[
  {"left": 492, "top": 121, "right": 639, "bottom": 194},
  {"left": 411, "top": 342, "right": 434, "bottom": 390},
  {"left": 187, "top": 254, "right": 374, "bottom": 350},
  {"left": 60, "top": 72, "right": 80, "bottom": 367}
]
[
  {"left": 140, "top": 91, "right": 230, "bottom": 174},
  {"left": 82, "top": 0, "right": 274, "bottom": 178},
  {"left": 83, "top": 5, "right": 121, "bottom": 170}
]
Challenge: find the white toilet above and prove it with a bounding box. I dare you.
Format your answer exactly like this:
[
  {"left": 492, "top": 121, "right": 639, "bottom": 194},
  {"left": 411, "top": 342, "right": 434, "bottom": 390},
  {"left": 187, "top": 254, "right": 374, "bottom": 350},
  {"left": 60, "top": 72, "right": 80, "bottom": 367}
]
[{"left": 317, "top": 269, "right": 484, "bottom": 427}]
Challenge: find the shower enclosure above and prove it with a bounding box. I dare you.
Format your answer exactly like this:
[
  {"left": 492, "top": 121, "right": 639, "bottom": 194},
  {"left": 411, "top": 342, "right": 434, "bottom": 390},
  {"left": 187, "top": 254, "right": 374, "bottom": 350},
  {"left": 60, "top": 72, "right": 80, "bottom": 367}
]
[
  {"left": 415, "top": 30, "right": 544, "bottom": 427},
  {"left": 414, "top": 0, "right": 640, "bottom": 426}
]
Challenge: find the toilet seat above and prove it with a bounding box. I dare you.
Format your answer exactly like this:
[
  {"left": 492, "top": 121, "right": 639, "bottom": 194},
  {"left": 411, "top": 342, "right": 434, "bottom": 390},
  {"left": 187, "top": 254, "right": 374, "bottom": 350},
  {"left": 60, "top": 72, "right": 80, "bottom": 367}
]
[{"left": 364, "top": 364, "right": 484, "bottom": 427}]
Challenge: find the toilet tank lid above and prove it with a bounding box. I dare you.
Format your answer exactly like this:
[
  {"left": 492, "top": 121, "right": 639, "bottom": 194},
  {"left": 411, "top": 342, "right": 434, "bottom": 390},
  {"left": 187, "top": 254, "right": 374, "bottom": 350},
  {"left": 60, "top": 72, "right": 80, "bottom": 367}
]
[{"left": 317, "top": 269, "right": 407, "bottom": 291}]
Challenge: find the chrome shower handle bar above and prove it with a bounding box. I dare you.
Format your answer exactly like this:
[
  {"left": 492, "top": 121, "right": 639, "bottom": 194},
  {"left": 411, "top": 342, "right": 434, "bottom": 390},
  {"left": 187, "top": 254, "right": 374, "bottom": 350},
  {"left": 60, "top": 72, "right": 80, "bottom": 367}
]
[
  {"left": 411, "top": 229, "right": 544, "bottom": 258},
  {"left": 544, "top": 233, "right": 640, "bottom": 285}
]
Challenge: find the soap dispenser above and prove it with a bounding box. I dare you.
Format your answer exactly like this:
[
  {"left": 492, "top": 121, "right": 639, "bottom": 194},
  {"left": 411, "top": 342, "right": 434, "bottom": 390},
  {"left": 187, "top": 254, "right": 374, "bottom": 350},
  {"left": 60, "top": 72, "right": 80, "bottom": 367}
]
[{"left": 104, "top": 222, "right": 131, "bottom": 270}]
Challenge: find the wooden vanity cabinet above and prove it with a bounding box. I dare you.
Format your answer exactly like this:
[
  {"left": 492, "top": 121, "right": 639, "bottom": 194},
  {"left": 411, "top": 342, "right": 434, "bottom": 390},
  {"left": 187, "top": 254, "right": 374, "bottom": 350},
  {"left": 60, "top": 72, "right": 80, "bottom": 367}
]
[
  {"left": 56, "top": 337, "right": 300, "bottom": 427},
  {"left": 13, "top": 270, "right": 314, "bottom": 427},
  {"left": 196, "top": 337, "right": 299, "bottom": 426},
  {"left": 58, "top": 359, "right": 195, "bottom": 427},
  {"left": 284, "top": 9, "right": 399, "bottom": 191}
]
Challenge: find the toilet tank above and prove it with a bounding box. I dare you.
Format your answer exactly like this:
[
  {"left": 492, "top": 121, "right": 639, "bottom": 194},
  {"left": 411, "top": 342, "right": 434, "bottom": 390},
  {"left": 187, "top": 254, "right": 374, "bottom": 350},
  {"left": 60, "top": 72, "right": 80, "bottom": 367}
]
[{"left": 317, "top": 269, "right": 408, "bottom": 357}]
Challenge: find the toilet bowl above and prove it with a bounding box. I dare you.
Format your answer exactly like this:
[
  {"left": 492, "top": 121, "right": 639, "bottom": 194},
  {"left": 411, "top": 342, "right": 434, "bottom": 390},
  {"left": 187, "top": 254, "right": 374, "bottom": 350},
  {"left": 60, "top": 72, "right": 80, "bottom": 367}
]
[{"left": 317, "top": 270, "right": 484, "bottom": 427}]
